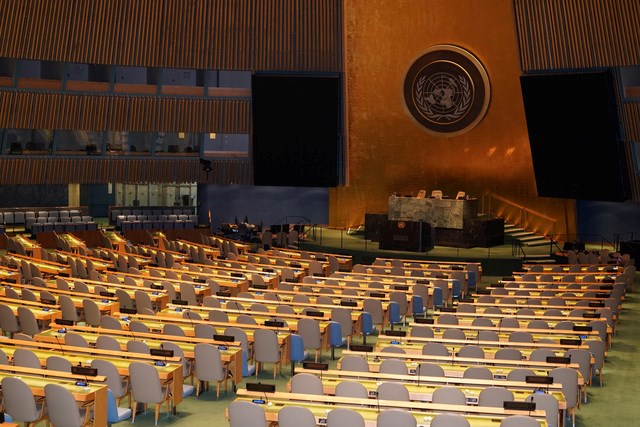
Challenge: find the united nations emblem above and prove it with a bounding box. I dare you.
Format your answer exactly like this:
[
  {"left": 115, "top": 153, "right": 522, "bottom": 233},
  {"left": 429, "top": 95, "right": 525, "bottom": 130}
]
[{"left": 403, "top": 45, "right": 490, "bottom": 136}]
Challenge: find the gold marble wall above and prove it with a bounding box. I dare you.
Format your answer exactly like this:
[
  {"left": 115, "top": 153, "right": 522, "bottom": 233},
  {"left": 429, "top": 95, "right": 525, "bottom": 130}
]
[{"left": 331, "top": 0, "right": 575, "bottom": 238}]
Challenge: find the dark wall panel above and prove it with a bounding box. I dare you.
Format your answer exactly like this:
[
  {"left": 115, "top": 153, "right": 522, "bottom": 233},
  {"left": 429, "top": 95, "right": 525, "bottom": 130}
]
[
  {"left": 252, "top": 75, "right": 341, "bottom": 187},
  {"left": 0, "top": 184, "right": 67, "bottom": 208},
  {"left": 520, "top": 71, "right": 628, "bottom": 201},
  {"left": 197, "top": 184, "right": 329, "bottom": 228},
  {"left": 576, "top": 200, "right": 640, "bottom": 244}
]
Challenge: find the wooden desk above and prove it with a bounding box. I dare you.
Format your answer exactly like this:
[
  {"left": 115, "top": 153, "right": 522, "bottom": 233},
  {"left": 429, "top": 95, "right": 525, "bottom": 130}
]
[
  {"left": 55, "top": 251, "right": 112, "bottom": 272},
  {"left": 58, "top": 233, "right": 87, "bottom": 252},
  {"left": 12, "top": 235, "right": 44, "bottom": 259},
  {"left": 72, "top": 277, "right": 170, "bottom": 309},
  {"left": 289, "top": 369, "right": 567, "bottom": 410},
  {"left": 140, "top": 268, "right": 248, "bottom": 297},
  {"left": 0, "top": 284, "right": 120, "bottom": 316},
  {"left": 271, "top": 248, "right": 353, "bottom": 271},
  {"left": 215, "top": 258, "right": 306, "bottom": 282},
  {"left": 376, "top": 334, "right": 594, "bottom": 359},
  {"left": 511, "top": 272, "right": 619, "bottom": 282},
  {"left": 408, "top": 321, "right": 600, "bottom": 342},
  {"left": 124, "top": 311, "right": 294, "bottom": 365},
  {"left": 101, "top": 230, "right": 127, "bottom": 252},
  {"left": 231, "top": 389, "right": 547, "bottom": 427},
  {"left": 21, "top": 333, "right": 184, "bottom": 406},
  {"left": 0, "top": 295, "right": 62, "bottom": 324},
  {"left": 0, "top": 267, "right": 21, "bottom": 283},
  {"left": 5, "top": 254, "right": 71, "bottom": 277},
  {"left": 339, "top": 350, "right": 584, "bottom": 386},
  {"left": 39, "top": 323, "right": 242, "bottom": 385},
  {"left": 162, "top": 298, "right": 365, "bottom": 343},
  {"left": 295, "top": 367, "right": 565, "bottom": 409},
  {"left": 155, "top": 264, "right": 279, "bottom": 289}
]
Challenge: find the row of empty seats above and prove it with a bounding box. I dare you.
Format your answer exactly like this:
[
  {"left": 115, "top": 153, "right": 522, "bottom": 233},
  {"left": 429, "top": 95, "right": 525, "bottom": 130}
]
[
  {"left": 0, "top": 209, "right": 85, "bottom": 226},
  {"left": 110, "top": 207, "right": 194, "bottom": 223},
  {"left": 117, "top": 214, "right": 198, "bottom": 230}
]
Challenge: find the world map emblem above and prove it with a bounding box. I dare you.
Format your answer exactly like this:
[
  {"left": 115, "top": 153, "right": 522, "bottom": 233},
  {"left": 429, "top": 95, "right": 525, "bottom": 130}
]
[{"left": 403, "top": 45, "right": 490, "bottom": 136}]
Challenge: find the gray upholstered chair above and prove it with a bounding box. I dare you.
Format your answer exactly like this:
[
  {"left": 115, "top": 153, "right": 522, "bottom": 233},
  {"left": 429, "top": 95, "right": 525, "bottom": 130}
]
[
  {"left": 129, "top": 361, "right": 172, "bottom": 426},
  {"left": 13, "top": 348, "right": 41, "bottom": 369},
  {"left": 278, "top": 405, "right": 317, "bottom": 427},
  {"left": 228, "top": 400, "right": 267, "bottom": 427},
  {"left": 290, "top": 372, "right": 323, "bottom": 395},
  {"left": 91, "top": 359, "right": 131, "bottom": 408},
  {"left": 2, "top": 377, "right": 47, "bottom": 426},
  {"left": 194, "top": 343, "right": 229, "bottom": 399},
  {"left": 17, "top": 306, "right": 40, "bottom": 336},
  {"left": 254, "top": 329, "right": 283, "bottom": 379},
  {"left": 377, "top": 382, "right": 410, "bottom": 401},
  {"left": 478, "top": 386, "right": 514, "bottom": 407},
  {"left": 377, "top": 409, "right": 417, "bottom": 427}
]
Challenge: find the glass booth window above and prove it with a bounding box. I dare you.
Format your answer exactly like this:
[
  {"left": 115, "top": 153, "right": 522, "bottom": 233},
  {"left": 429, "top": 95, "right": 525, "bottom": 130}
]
[
  {"left": 106, "top": 131, "right": 153, "bottom": 154},
  {"left": 203, "top": 133, "right": 249, "bottom": 156},
  {"left": 155, "top": 132, "right": 199, "bottom": 155},
  {"left": 56, "top": 130, "right": 103, "bottom": 154},
  {"left": 2, "top": 129, "right": 52, "bottom": 154}
]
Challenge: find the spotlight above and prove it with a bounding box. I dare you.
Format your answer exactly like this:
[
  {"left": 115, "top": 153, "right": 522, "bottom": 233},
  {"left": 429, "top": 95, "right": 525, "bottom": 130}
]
[{"left": 199, "top": 158, "right": 213, "bottom": 172}]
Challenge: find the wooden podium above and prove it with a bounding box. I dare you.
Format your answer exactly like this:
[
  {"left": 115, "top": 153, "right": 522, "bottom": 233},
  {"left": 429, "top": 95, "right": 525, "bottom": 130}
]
[{"left": 379, "top": 220, "right": 433, "bottom": 252}]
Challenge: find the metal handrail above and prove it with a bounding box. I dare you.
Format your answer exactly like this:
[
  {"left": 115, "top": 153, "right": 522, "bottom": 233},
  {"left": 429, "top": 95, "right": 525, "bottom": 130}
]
[
  {"left": 343, "top": 203, "right": 388, "bottom": 230},
  {"left": 482, "top": 192, "right": 556, "bottom": 237},
  {"left": 555, "top": 233, "right": 617, "bottom": 251}
]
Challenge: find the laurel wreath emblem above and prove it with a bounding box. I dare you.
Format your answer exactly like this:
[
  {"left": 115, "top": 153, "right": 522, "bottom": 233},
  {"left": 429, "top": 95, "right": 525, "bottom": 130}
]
[{"left": 414, "top": 74, "right": 472, "bottom": 122}]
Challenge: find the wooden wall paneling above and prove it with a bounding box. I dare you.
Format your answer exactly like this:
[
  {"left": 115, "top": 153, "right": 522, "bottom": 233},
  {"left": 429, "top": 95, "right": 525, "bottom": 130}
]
[
  {"left": 591, "top": 1, "right": 606, "bottom": 65},
  {"left": 23, "top": 0, "right": 39, "bottom": 58},
  {"left": 515, "top": 0, "right": 640, "bottom": 69},
  {"left": 547, "top": 1, "right": 563, "bottom": 68},
  {"left": 18, "top": 91, "right": 30, "bottom": 128},
  {"left": 622, "top": 1, "right": 640, "bottom": 63},
  {"left": 0, "top": 1, "right": 21, "bottom": 57},
  {"left": 9, "top": 91, "right": 21, "bottom": 128},
  {"left": 175, "top": 0, "right": 187, "bottom": 69},
  {"left": 107, "top": 0, "right": 125, "bottom": 64},
  {"left": 0, "top": 90, "right": 249, "bottom": 134},
  {"left": 0, "top": 91, "right": 12, "bottom": 125},
  {"left": 162, "top": 0, "right": 175, "bottom": 67},
  {"left": 0, "top": 0, "right": 343, "bottom": 71},
  {"left": 515, "top": 0, "right": 531, "bottom": 70},
  {"left": 117, "top": 0, "right": 134, "bottom": 65},
  {"left": 17, "top": 158, "right": 26, "bottom": 185},
  {"left": 130, "top": 96, "right": 141, "bottom": 132},
  {"left": 69, "top": 0, "right": 88, "bottom": 62}
]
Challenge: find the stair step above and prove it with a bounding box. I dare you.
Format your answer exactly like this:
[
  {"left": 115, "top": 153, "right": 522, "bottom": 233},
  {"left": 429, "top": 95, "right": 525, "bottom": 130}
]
[
  {"left": 526, "top": 258, "right": 556, "bottom": 263},
  {"left": 525, "top": 238, "right": 552, "bottom": 247},
  {"left": 505, "top": 228, "right": 526, "bottom": 235},
  {"left": 519, "top": 234, "right": 546, "bottom": 242},
  {"left": 510, "top": 231, "right": 536, "bottom": 238}
]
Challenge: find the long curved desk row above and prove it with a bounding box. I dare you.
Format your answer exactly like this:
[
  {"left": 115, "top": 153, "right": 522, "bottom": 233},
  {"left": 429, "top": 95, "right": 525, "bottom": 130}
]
[{"left": 229, "top": 389, "right": 548, "bottom": 427}]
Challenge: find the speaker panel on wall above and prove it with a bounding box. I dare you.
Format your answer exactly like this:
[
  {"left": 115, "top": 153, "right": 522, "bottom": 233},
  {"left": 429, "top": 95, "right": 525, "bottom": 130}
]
[
  {"left": 520, "top": 70, "right": 628, "bottom": 202},
  {"left": 252, "top": 74, "right": 341, "bottom": 187}
]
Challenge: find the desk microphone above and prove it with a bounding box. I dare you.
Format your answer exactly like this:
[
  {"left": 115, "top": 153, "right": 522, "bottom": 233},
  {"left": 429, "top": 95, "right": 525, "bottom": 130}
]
[
  {"left": 73, "top": 362, "right": 90, "bottom": 387},
  {"left": 54, "top": 334, "right": 66, "bottom": 355},
  {"left": 255, "top": 382, "right": 271, "bottom": 407},
  {"left": 376, "top": 389, "right": 380, "bottom": 413},
  {"left": 184, "top": 310, "right": 196, "bottom": 332},
  {"left": 159, "top": 343, "right": 169, "bottom": 366},
  {"left": 129, "top": 324, "right": 137, "bottom": 342}
]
